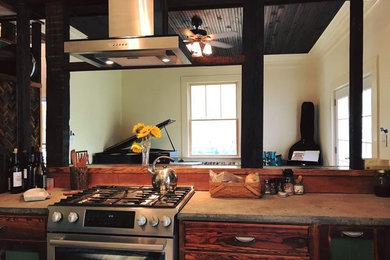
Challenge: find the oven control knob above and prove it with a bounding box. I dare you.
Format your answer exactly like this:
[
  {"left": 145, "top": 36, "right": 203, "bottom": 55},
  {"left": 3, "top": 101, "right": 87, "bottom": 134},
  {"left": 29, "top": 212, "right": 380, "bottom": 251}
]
[
  {"left": 161, "top": 216, "right": 171, "bottom": 227},
  {"left": 51, "top": 211, "right": 63, "bottom": 223},
  {"left": 137, "top": 215, "right": 147, "bottom": 226},
  {"left": 68, "top": 212, "right": 79, "bottom": 223},
  {"left": 149, "top": 216, "right": 159, "bottom": 227}
]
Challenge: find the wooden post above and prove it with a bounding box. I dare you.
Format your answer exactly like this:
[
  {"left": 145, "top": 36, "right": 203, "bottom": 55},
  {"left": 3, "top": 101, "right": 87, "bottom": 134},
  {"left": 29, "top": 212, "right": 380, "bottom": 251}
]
[
  {"left": 241, "top": 0, "right": 264, "bottom": 168},
  {"left": 349, "top": 0, "right": 364, "bottom": 170},
  {"left": 16, "top": 1, "right": 31, "bottom": 153},
  {"left": 45, "top": 1, "right": 70, "bottom": 167}
]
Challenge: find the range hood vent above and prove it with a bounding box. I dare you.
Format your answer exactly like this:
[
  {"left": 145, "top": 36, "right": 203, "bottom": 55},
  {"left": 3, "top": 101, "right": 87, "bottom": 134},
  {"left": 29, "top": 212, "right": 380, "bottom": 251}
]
[{"left": 64, "top": 0, "right": 192, "bottom": 68}]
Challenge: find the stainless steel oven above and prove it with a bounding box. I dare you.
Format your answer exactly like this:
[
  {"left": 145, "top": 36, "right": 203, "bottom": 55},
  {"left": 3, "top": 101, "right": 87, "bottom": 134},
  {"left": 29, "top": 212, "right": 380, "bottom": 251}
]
[
  {"left": 48, "top": 233, "right": 174, "bottom": 259},
  {"left": 47, "top": 186, "right": 194, "bottom": 260}
]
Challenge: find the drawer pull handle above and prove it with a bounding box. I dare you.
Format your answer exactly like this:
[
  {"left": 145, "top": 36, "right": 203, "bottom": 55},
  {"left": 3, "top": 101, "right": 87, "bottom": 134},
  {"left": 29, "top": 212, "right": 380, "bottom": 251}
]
[
  {"left": 235, "top": 236, "right": 256, "bottom": 243},
  {"left": 0, "top": 226, "right": 6, "bottom": 233},
  {"left": 341, "top": 231, "right": 364, "bottom": 238}
]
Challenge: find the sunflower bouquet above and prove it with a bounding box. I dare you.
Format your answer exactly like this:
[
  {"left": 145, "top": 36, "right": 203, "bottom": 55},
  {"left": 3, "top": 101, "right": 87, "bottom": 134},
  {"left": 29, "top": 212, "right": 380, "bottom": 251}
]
[{"left": 130, "top": 123, "right": 162, "bottom": 153}]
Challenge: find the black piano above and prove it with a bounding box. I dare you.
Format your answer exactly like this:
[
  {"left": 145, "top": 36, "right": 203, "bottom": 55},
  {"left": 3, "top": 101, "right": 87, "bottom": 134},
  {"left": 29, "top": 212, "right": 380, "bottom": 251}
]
[{"left": 93, "top": 119, "right": 176, "bottom": 164}]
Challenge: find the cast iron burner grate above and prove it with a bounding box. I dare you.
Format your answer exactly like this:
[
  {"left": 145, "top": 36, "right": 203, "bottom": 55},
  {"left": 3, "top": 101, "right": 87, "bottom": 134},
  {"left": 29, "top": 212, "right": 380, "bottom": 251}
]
[{"left": 55, "top": 186, "right": 193, "bottom": 208}]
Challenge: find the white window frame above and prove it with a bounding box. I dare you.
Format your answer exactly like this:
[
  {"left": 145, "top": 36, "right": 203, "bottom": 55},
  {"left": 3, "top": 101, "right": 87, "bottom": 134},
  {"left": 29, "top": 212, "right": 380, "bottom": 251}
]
[
  {"left": 333, "top": 73, "right": 378, "bottom": 166},
  {"left": 181, "top": 75, "right": 241, "bottom": 160}
]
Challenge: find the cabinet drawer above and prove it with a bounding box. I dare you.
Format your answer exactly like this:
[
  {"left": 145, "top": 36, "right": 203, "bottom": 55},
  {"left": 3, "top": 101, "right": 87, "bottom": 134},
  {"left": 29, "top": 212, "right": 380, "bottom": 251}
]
[
  {"left": 182, "top": 221, "right": 310, "bottom": 256},
  {"left": 184, "top": 251, "right": 310, "bottom": 260},
  {"left": 0, "top": 214, "right": 47, "bottom": 241}
]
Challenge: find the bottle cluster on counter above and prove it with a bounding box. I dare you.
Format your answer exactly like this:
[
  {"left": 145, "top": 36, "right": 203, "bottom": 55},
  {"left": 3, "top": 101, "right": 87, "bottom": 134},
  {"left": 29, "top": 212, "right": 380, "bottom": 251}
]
[
  {"left": 264, "top": 169, "right": 304, "bottom": 197},
  {"left": 8, "top": 146, "right": 47, "bottom": 194}
]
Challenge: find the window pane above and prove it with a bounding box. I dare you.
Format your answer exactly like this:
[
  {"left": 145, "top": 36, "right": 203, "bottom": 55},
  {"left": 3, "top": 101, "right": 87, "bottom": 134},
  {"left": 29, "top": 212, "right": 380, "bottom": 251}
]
[
  {"left": 337, "top": 96, "right": 349, "bottom": 119},
  {"left": 191, "top": 120, "right": 237, "bottom": 156},
  {"left": 362, "top": 88, "right": 371, "bottom": 116},
  {"left": 221, "top": 84, "right": 236, "bottom": 118},
  {"left": 337, "top": 118, "right": 349, "bottom": 141},
  {"left": 206, "top": 85, "right": 221, "bottom": 119},
  {"left": 191, "top": 85, "right": 206, "bottom": 119},
  {"left": 362, "top": 116, "right": 372, "bottom": 143},
  {"left": 362, "top": 142, "right": 372, "bottom": 159},
  {"left": 337, "top": 140, "right": 349, "bottom": 166}
]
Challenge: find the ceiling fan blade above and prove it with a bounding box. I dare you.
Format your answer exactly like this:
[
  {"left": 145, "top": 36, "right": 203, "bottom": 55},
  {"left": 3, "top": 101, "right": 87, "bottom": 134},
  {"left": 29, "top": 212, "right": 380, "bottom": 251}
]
[
  {"left": 209, "top": 40, "right": 232, "bottom": 49},
  {"left": 209, "top": 31, "right": 238, "bottom": 40},
  {"left": 182, "top": 28, "right": 195, "bottom": 37}
]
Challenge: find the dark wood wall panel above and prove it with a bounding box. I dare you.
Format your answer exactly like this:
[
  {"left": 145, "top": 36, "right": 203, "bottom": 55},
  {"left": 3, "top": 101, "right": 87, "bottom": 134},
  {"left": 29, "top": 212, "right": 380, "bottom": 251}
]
[
  {"left": 31, "top": 86, "right": 41, "bottom": 148},
  {"left": 0, "top": 80, "right": 17, "bottom": 152},
  {"left": 0, "top": 80, "right": 40, "bottom": 192},
  {"left": 0, "top": 81, "right": 41, "bottom": 153}
]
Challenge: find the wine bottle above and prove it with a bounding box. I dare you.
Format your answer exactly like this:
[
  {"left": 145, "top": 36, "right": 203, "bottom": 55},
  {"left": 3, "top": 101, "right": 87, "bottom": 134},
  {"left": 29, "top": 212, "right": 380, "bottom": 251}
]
[
  {"left": 26, "top": 151, "right": 34, "bottom": 190},
  {"left": 10, "top": 148, "right": 23, "bottom": 194},
  {"left": 7, "top": 154, "right": 12, "bottom": 192},
  {"left": 21, "top": 150, "right": 28, "bottom": 191},
  {"left": 35, "top": 147, "right": 47, "bottom": 189},
  {"left": 30, "top": 147, "right": 37, "bottom": 187}
]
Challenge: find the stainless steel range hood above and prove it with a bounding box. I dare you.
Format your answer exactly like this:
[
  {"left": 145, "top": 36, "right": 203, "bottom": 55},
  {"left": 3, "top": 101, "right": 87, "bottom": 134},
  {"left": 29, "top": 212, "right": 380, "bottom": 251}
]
[{"left": 64, "top": 0, "right": 192, "bottom": 68}]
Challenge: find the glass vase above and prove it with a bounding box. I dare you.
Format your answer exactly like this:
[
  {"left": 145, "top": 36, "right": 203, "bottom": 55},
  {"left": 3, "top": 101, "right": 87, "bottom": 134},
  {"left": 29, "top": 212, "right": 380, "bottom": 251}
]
[{"left": 141, "top": 137, "right": 151, "bottom": 167}]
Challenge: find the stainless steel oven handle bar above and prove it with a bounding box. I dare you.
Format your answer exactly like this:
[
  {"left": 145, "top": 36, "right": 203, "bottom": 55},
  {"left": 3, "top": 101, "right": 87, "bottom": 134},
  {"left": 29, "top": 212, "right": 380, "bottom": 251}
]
[{"left": 49, "top": 239, "right": 166, "bottom": 252}]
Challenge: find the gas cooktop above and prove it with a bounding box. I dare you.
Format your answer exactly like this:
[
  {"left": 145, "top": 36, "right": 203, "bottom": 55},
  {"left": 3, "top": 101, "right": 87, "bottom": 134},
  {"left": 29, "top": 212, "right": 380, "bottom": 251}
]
[{"left": 54, "top": 186, "right": 194, "bottom": 208}]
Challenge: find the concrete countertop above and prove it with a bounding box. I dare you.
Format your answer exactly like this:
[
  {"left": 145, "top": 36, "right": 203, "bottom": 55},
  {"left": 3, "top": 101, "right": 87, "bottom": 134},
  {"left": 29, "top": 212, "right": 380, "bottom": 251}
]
[
  {"left": 0, "top": 188, "right": 66, "bottom": 215},
  {"left": 178, "top": 192, "right": 390, "bottom": 226}
]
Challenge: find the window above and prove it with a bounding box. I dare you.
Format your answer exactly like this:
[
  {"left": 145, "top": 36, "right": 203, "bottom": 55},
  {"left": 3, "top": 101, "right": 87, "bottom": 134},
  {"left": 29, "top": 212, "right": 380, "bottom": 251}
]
[
  {"left": 334, "top": 75, "right": 377, "bottom": 166},
  {"left": 181, "top": 75, "right": 241, "bottom": 159}
]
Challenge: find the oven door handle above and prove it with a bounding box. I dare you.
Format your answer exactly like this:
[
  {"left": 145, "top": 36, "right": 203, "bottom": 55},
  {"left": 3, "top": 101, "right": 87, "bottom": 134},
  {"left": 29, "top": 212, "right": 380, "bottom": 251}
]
[{"left": 49, "top": 239, "right": 166, "bottom": 252}]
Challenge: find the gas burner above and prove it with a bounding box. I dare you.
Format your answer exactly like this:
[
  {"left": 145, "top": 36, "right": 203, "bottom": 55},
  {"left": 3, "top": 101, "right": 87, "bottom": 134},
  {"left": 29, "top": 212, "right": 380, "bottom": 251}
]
[{"left": 55, "top": 185, "right": 194, "bottom": 208}]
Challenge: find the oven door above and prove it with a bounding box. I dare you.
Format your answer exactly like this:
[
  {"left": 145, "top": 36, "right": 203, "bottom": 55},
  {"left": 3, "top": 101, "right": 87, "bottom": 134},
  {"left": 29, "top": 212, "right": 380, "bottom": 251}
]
[{"left": 47, "top": 233, "right": 174, "bottom": 260}]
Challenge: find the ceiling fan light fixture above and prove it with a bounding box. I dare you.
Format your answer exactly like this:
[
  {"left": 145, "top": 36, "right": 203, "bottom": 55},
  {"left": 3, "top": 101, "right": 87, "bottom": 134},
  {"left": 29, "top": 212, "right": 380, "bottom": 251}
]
[
  {"left": 191, "top": 42, "right": 203, "bottom": 57},
  {"left": 203, "top": 43, "right": 212, "bottom": 55},
  {"left": 186, "top": 43, "right": 193, "bottom": 52}
]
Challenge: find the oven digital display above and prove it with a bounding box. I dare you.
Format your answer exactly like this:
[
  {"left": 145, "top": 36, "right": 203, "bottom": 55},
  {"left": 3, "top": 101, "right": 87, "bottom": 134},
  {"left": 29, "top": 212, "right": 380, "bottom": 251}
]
[{"left": 84, "top": 210, "right": 135, "bottom": 228}]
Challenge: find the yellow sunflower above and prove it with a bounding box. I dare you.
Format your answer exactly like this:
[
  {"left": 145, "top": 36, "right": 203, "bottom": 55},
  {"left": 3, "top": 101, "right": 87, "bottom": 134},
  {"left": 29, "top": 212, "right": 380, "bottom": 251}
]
[
  {"left": 150, "top": 126, "right": 161, "bottom": 138},
  {"left": 137, "top": 126, "right": 152, "bottom": 139},
  {"left": 132, "top": 123, "right": 145, "bottom": 134},
  {"left": 130, "top": 142, "right": 142, "bottom": 153}
]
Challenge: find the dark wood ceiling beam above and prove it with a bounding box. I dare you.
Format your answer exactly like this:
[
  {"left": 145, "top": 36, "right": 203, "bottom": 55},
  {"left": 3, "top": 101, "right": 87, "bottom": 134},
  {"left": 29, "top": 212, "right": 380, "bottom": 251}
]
[
  {"left": 65, "top": 56, "right": 245, "bottom": 71},
  {"left": 167, "top": 0, "right": 343, "bottom": 10},
  {"left": 3, "top": 0, "right": 345, "bottom": 17}
]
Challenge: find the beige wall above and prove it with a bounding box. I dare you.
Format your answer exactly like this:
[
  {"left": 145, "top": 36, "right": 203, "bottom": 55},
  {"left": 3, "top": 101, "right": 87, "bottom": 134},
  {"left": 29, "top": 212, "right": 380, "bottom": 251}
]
[
  {"left": 70, "top": 70, "right": 122, "bottom": 157},
  {"left": 264, "top": 55, "right": 318, "bottom": 160},
  {"left": 120, "top": 56, "right": 317, "bottom": 160},
  {"left": 314, "top": 0, "right": 390, "bottom": 165}
]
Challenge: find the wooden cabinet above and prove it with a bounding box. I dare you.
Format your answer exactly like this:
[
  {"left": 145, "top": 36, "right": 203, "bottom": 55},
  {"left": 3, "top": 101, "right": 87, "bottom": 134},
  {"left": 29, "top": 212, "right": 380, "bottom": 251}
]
[
  {"left": 0, "top": 213, "right": 47, "bottom": 260},
  {"left": 179, "top": 221, "right": 312, "bottom": 260},
  {"left": 318, "top": 225, "right": 390, "bottom": 260},
  {"left": 180, "top": 221, "right": 390, "bottom": 260}
]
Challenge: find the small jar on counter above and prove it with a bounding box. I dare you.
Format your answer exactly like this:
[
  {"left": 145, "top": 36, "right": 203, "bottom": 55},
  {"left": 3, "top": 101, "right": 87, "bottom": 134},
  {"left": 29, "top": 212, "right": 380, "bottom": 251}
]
[
  {"left": 282, "top": 169, "right": 294, "bottom": 195},
  {"left": 294, "top": 175, "right": 304, "bottom": 195},
  {"left": 264, "top": 179, "right": 271, "bottom": 194}
]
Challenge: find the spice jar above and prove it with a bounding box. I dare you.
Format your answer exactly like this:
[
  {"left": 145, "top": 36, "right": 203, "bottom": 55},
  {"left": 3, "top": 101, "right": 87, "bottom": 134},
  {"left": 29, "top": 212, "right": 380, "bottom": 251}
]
[
  {"left": 264, "top": 179, "right": 271, "bottom": 194},
  {"left": 282, "top": 169, "right": 294, "bottom": 195},
  {"left": 294, "top": 175, "right": 304, "bottom": 195}
]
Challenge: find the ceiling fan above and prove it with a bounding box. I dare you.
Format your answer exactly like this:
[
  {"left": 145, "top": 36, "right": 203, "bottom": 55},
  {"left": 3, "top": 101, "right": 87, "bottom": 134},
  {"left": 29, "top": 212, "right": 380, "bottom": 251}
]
[{"left": 183, "top": 15, "right": 237, "bottom": 57}]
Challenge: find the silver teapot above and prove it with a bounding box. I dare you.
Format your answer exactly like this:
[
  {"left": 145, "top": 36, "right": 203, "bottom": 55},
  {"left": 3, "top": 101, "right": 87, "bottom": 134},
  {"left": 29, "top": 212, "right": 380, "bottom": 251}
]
[{"left": 148, "top": 156, "right": 177, "bottom": 194}]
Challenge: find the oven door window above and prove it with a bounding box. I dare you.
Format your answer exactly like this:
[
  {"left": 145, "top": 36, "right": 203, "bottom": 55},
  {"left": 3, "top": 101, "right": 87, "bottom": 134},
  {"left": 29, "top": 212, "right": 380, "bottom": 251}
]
[{"left": 56, "top": 247, "right": 164, "bottom": 260}]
